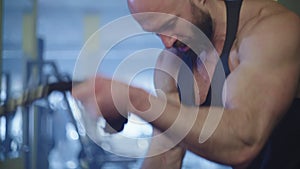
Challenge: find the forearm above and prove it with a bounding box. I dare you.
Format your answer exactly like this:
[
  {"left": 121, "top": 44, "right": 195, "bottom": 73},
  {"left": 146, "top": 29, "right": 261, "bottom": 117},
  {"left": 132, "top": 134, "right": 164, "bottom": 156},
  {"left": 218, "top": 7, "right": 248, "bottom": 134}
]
[
  {"left": 141, "top": 128, "right": 186, "bottom": 169},
  {"left": 129, "top": 88, "right": 260, "bottom": 167},
  {"left": 142, "top": 146, "right": 185, "bottom": 169}
]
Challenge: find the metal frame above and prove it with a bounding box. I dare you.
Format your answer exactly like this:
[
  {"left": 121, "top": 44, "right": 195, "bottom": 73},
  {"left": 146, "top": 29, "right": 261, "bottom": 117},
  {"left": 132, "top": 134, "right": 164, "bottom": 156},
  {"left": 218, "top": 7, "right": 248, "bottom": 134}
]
[{"left": 0, "top": 0, "right": 3, "bottom": 87}]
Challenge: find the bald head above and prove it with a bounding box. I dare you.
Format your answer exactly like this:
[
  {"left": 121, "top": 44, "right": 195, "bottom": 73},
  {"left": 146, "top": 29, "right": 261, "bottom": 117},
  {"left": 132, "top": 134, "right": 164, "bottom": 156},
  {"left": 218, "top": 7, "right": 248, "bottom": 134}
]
[
  {"left": 127, "top": 0, "right": 214, "bottom": 48},
  {"left": 127, "top": 0, "right": 181, "bottom": 14}
]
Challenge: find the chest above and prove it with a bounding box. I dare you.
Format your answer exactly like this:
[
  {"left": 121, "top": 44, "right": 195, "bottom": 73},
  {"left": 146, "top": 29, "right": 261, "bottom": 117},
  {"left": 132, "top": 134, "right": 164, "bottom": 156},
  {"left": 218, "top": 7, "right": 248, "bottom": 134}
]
[{"left": 192, "top": 46, "right": 240, "bottom": 105}]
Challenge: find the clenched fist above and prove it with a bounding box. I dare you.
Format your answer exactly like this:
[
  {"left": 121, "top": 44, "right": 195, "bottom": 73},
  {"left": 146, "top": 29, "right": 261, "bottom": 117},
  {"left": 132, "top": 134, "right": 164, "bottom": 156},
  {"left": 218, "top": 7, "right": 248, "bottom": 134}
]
[{"left": 72, "top": 76, "right": 133, "bottom": 132}]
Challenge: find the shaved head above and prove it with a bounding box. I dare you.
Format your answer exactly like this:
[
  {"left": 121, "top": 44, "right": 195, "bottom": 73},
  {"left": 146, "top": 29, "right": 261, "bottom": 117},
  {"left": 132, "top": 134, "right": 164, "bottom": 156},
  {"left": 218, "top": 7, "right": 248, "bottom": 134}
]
[
  {"left": 127, "top": 0, "right": 213, "bottom": 50},
  {"left": 127, "top": 0, "right": 180, "bottom": 14}
]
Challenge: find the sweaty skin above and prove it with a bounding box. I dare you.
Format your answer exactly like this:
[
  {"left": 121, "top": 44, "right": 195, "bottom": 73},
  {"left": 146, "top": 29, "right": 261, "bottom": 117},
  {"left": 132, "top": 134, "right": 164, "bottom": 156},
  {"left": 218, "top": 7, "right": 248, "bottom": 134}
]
[{"left": 73, "top": 0, "right": 300, "bottom": 168}]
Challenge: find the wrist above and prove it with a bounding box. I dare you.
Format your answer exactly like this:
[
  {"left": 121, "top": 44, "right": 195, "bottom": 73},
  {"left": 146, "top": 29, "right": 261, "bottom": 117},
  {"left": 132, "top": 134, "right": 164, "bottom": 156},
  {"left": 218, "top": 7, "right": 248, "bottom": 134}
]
[{"left": 128, "top": 87, "right": 151, "bottom": 114}]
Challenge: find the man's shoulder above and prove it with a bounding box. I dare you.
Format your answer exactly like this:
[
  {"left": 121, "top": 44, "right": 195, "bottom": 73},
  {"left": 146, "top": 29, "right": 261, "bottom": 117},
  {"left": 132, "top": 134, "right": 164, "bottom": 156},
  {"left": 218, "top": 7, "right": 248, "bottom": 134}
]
[
  {"left": 261, "top": 9, "right": 299, "bottom": 34},
  {"left": 238, "top": 8, "right": 300, "bottom": 60},
  {"left": 241, "top": 6, "right": 299, "bottom": 39}
]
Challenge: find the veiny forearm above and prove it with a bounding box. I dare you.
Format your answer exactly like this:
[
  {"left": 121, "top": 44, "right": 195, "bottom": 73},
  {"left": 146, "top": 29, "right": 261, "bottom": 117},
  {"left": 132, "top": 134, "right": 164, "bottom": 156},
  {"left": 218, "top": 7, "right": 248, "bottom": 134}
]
[{"left": 129, "top": 88, "right": 260, "bottom": 167}]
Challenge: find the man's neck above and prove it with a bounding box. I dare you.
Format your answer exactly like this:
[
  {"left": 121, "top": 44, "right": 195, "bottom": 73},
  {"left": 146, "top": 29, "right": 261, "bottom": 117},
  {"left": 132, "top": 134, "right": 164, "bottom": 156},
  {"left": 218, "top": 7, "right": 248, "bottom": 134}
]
[
  {"left": 208, "top": 0, "right": 227, "bottom": 42},
  {"left": 208, "top": 0, "right": 262, "bottom": 52}
]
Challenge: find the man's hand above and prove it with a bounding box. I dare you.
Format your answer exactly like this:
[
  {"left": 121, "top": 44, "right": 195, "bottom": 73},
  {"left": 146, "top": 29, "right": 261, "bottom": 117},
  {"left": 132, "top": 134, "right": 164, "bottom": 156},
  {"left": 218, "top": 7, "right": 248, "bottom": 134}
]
[{"left": 72, "top": 75, "right": 130, "bottom": 132}]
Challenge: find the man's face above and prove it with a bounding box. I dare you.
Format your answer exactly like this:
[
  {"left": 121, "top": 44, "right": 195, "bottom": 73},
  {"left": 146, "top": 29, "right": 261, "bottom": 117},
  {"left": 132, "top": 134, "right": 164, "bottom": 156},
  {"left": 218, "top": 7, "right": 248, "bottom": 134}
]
[
  {"left": 187, "top": 1, "right": 213, "bottom": 44},
  {"left": 128, "top": 0, "right": 213, "bottom": 53},
  {"left": 172, "top": 2, "right": 213, "bottom": 53}
]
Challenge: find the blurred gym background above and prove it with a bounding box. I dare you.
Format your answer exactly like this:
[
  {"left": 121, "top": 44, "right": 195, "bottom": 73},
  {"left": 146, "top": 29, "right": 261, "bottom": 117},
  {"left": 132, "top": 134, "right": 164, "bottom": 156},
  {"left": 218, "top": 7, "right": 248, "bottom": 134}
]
[{"left": 0, "top": 0, "right": 298, "bottom": 169}]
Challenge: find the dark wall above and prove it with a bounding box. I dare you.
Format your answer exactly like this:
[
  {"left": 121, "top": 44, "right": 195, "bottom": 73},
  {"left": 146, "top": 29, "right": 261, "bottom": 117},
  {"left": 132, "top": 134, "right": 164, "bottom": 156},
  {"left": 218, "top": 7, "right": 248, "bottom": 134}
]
[{"left": 279, "top": 0, "right": 300, "bottom": 16}]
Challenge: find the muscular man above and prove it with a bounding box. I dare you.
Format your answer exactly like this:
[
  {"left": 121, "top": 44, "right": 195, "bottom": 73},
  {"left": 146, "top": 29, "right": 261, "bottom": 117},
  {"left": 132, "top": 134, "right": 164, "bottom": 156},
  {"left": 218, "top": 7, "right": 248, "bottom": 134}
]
[{"left": 73, "top": 0, "right": 300, "bottom": 168}]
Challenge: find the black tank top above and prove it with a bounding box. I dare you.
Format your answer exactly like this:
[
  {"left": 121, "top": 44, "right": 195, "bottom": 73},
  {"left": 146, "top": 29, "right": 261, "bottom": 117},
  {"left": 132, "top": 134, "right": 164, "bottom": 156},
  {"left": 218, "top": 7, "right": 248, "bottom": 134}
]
[
  {"left": 177, "top": 0, "right": 300, "bottom": 168},
  {"left": 178, "top": 0, "right": 243, "bottom": 107}
]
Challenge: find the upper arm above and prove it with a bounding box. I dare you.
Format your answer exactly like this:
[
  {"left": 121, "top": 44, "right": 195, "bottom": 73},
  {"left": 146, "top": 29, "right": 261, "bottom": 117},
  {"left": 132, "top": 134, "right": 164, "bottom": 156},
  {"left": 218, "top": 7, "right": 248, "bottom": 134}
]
[
  {"left": 225, "top": 13, "right": 300, "bottom": 148},
  {"left": 154, "top": 48, "right": 182, "bottom": 104}
]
